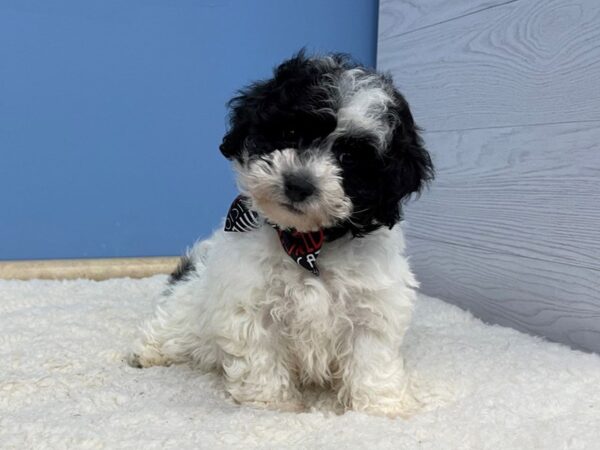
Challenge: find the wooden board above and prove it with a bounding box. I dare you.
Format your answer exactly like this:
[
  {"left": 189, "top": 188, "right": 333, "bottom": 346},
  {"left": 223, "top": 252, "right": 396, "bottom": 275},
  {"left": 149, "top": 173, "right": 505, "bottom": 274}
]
[
  {"left": 379, "top": 0, "right": 510, "bottom": 40},
  {"left": 404, "top": 123, "right": 600, "bottom": 271},
  {"left": 378, "top": 0, "right": 600, "bottom": 131},
  {"left": 407, "top": 237, "right": 600, "bottom": 353},
  {"left": 0, "top": 257, "right": 179, "bottom": 281},
  {"left": 379, "top": 0, "right": 600, "bottom": 353}
]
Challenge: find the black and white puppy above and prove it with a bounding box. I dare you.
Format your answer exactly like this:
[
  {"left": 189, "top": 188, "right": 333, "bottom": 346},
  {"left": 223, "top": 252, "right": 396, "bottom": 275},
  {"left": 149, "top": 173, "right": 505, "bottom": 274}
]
[{"left": 129, "top": 52, "right": 433, "bottom": 416}]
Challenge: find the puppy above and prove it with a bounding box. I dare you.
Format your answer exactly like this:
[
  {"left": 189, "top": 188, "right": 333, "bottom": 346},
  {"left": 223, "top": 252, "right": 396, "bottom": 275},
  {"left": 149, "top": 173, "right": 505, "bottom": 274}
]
[{"left": 128, "top": 51, "right": 433, "bottom": 416}]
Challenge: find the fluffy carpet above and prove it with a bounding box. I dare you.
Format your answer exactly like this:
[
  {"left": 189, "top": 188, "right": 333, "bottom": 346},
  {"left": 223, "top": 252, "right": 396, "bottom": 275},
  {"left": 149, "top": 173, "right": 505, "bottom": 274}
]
[{"left": 1, "top": 276, "right": 599, "bottom": 449}]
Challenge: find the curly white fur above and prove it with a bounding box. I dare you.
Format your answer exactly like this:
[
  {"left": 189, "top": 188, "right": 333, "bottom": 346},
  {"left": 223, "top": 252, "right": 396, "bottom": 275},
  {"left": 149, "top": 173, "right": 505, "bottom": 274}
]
[
  {"left": 129, "top": 223, "right": 420, "bottom": 416},
  {"left": 235, "top": 148, "right": 352, "bottom": 232}
]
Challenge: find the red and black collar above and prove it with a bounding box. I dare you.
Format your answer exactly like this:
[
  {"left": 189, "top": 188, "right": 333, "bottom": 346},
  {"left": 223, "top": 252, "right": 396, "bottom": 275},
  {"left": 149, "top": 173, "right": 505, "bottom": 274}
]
[{"left": 224, "top": 195, "right": 347, "bottom": 275}]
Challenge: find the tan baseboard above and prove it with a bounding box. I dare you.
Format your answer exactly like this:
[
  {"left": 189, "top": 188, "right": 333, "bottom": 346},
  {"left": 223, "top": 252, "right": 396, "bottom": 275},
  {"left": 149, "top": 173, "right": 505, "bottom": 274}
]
[{"left": 0, "top": 257, "right": 180, "bottom": 281}]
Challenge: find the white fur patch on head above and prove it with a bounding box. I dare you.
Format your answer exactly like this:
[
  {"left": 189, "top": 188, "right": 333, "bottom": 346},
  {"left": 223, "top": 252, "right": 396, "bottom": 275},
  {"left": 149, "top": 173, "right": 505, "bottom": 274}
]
[
  {"left": 235, "top": 149, "right": 352, "bottom": 231},
  {"left": 327, "top": 68, "right": 396, "bottom": 151}
]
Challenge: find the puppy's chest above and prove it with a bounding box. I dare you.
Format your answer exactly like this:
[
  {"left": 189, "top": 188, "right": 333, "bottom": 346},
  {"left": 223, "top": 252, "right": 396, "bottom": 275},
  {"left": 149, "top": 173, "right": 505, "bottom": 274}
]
[
  {"left": 242, "top": 226, "right": 391, "bottom": 332},
  {"left": 263, "top": 273, "right": 355, "bottom": 338}
]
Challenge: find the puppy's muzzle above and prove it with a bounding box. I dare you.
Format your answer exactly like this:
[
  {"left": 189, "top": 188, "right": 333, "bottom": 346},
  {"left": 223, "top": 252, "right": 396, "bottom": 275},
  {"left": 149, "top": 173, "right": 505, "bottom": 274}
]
[{"left": 283, "top": 172, "right": 316, "bottom": 203}]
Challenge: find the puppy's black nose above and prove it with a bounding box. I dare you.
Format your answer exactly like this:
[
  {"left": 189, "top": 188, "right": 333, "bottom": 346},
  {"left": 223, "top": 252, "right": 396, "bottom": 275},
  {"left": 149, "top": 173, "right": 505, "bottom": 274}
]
[{"left": 284, "top": 173, "right": 316, "bottom": 202}]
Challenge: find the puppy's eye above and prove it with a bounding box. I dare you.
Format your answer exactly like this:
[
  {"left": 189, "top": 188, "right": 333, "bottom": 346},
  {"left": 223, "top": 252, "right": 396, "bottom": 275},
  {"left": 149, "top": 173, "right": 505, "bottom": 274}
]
[
  {"left": 282, "top": 128, "right": 296, "bottom": 140},
  {"left": 338, "top": 152, "right": 354, "bottom": 165}
]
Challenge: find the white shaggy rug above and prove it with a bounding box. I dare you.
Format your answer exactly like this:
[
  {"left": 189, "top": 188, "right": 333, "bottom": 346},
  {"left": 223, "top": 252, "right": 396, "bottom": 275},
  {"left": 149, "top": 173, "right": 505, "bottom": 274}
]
[{"left": 1, "top": 276, "right": 600, "bottom": 449}]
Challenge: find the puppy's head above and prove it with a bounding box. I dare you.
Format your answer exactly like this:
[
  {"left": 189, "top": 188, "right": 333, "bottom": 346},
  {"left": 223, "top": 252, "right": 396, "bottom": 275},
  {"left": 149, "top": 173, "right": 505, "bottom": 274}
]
[{"left": 220, "top": 51, "right": 433, "bottom": 234}]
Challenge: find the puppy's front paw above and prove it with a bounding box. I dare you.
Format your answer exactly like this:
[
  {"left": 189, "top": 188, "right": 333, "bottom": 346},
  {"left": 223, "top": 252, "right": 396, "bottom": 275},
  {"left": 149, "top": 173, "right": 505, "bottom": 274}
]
[
  {"left": 126, "top": 352, "right": 144, "bottom": 368},
  {"left": 365, "top": 396, "right": 420, "bottom": 419},
  {"left": 126, "top": 341, "right": 172, "bottom": 369},
  {"left": 355, "top": 390, "right": 421, "bottom": 419},
  {"left": 227, "top": 378, "right": 304, "bottom": 413},
  {"left": 242, "top": 398, "right": 306, "bottom": 413}
]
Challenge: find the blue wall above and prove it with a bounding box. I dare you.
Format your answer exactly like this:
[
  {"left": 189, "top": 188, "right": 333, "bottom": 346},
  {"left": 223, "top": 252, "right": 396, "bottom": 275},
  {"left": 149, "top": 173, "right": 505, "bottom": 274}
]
[{"left": 0, "top": 0, "right": 377, "bottom": 260}]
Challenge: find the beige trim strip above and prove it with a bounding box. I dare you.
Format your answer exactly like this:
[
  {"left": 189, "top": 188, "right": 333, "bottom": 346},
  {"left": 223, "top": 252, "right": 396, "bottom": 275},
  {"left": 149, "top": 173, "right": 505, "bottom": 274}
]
[{"left": 0, "top": 257, "right": 180, "bottom": 281}]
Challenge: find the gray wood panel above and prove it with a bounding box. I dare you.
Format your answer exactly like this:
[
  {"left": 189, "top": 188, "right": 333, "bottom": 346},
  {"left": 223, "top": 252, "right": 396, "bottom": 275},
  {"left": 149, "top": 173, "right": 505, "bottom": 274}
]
[
  {"left": 379, "top": 0, "right": 600, "bottom": 352},
  {"left": 404, "top": 124, "right": 600, "bottom": 271},
  {"left": 407, "top": 237, "right": 600, "bottom": 352},
  {"left": 378, "top": 0, "right": 600, "bottom": 131},
  {"left": 379, "top": 0, "right": 510, "bottom": 40}
]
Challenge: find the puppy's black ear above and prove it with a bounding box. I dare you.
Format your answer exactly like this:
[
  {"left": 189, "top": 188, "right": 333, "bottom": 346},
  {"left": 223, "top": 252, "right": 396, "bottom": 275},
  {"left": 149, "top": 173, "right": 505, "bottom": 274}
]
[
  {"left": 220, "top": 93, "right": 251, "bottom": 160},
  {"left": 378, "top": 90, "right": 434, "bottom": 226},
  {"left": 220, "top": 83, "right": 263, "bottom": 160},
  {"left": 219, "top": 127, "right": 245, "bottom": 160},
  {"left": 390, "top": 92, "right": 434, "bottom": 197}
]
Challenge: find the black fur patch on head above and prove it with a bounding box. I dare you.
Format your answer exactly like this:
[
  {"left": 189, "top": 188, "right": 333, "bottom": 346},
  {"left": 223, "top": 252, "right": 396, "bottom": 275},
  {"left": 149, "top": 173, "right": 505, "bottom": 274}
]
[
  {"left": 168, "top": 255, "right": 195, "bottom": 285},
  {"left": 327, "top": 86, "right": 433, "bottom": 236},
  {"left": 367, "top": 90, "right": 434, "bottom": 229},
  {"left": 330, "top": 122, "right": 433, "bottom": 236},
  {"left": 220, "top": 51, "right": 347, "bottom": 161}
]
